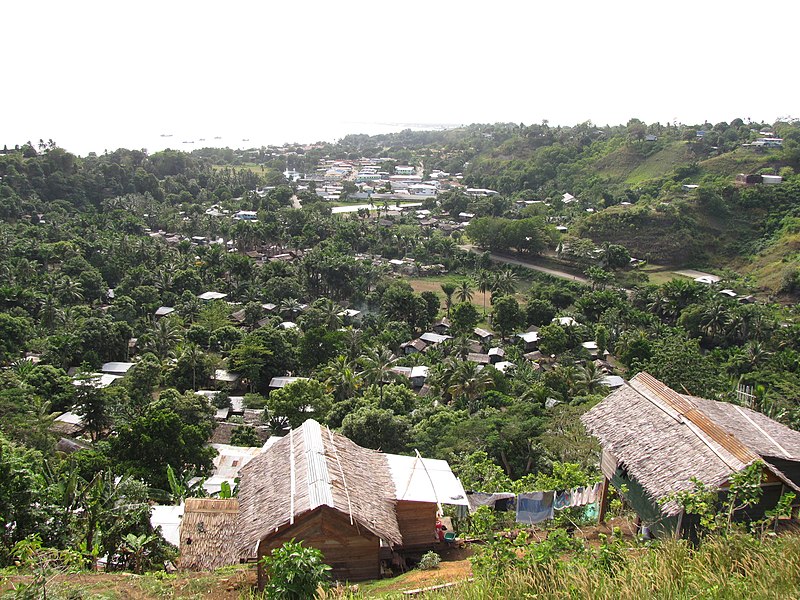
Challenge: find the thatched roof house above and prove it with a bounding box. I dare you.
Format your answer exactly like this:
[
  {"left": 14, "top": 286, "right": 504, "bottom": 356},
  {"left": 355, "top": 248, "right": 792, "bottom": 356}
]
[
  {"left": 582, "top": 372, "right": 800, "bottom": 536},
  {"left": 178, "top": 498, "right": 240, "bottom": 570},
  {"left": 236, "top": 420, "right": 402, "bottom": 583}
]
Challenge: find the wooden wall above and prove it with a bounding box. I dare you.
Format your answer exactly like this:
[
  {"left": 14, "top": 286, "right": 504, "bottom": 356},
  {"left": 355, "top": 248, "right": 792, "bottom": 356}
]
[
  {"left": 257, "top": 507, "right": 380, "bottom": 586},
  {"left": 395, "top": 501, "right": 438, "bottom": 549}
]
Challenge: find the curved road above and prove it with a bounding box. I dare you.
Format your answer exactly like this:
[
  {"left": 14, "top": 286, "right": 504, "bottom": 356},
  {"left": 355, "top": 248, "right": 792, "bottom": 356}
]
[{"left": 459, "top": 244, "right": 589, "bottom": 284}]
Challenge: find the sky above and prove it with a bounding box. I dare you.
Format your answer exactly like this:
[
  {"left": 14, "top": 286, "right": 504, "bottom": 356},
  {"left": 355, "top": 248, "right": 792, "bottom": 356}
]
[{"left": 3, "top": 0, "right": 798, "bottom": 155}]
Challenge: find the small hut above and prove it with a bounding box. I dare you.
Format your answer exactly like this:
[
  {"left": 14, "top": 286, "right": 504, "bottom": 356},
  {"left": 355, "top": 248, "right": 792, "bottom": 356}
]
[
  {"left": 236, "top": 420, "right": 402, "bottom": 586},
  {"left": 178, "top": 498, "right": 240, "bottom": 570},
  {"left": 582, "top": 372, "right": 800, "bottom": 537}
]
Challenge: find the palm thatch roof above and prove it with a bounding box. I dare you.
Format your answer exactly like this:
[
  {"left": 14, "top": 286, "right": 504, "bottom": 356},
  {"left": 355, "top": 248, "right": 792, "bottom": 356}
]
[
  {"left": 236, "top": 420, "right": 401, "bottom": 559},
  {"left": 581, "top": 372, "right": 800, "bottom": 516},
  {"left": 178, "top": 498, "right": 240, "bottom": 570}
]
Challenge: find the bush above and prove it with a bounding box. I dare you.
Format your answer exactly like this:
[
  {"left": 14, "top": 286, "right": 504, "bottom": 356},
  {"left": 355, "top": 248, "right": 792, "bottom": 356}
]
[
  {"left": 419, "top": 550, "right": 441, "bottom": 570},
  {"left": 259, "top": 539, "right": 331, "bottom": 600}
]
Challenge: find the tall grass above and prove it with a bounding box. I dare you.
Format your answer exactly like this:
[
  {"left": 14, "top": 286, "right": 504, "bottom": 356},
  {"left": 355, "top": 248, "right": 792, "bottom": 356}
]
[{"left": 337, "top": 533, "right": 800, "bottom": 600}]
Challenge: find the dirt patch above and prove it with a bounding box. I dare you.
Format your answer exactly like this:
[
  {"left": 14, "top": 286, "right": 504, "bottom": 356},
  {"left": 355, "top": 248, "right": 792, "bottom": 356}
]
[{"left": 358, "top": 558, "right": 472, "bottom": 596}]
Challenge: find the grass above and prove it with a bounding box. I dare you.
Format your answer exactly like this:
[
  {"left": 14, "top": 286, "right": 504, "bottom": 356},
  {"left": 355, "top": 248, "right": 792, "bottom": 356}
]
[
  {"left": 639, "top": 264, "right": 683, "bottom": 286},
  {"left": 590, "top": 141, "right": 690, "bottom": 183},
  {"left": 699, "top": 147, "right": 775, "bottom": 177},
  {"left": 351, "top": 533, "right": 800, "bottom": 600},
  {"left": 625, "top": 141, "right": 692, "bottom": 185}
]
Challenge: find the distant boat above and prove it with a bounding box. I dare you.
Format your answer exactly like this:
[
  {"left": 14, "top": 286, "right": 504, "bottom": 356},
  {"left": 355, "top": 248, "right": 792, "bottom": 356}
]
[
  {"left": 182, "top": 140, "right": 194, "bottom": 144},
  {"left": 199, "top": 138, "right": 205, "bottom": 141},
  {"left": 160, "top": 134, "right": 173, "bottom": 137},
  {"left": 242, "top": 138, "right": 250, "bottom": 142},
  {"left": 214, "top": 136, "right": 222, "bottom": 140}
]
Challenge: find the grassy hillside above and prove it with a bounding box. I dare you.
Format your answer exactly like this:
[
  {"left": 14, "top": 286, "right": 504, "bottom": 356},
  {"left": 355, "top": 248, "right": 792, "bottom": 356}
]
[
  {"left": 591, "top": 141, "right": 695, "bottom": 184},
  {"left": 699, "top": 147, "right": 776, "bottom": 177}
]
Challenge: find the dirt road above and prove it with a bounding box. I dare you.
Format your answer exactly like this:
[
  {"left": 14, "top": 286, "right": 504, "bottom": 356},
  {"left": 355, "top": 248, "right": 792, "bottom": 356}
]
[{"left": 459, "top": 245, "right": 589, "bottom": 284}]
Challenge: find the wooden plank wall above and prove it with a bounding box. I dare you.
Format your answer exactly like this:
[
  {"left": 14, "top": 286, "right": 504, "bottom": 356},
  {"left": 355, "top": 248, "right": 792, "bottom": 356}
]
[
  {"left": 395, "top": 501, "right": 438, "bottom": 549},
  {"left": 258, "top": 507, "right": 380, "bottom": 583}
]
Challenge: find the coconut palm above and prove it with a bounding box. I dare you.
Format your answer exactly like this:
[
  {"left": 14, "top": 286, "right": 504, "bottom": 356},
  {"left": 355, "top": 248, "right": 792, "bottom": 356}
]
[
  {"left": 447, "top": 361, "right": 494, "bottom": 412},
  {"left": 341, "top": 327, "right": 364, "bottom": 361},
  {"left": 457, "top": 279, "right": 473, "bottom": 303},
  {"left": 700, "top": 299, "right": 732, "bottom": 341},
  {"left": 279, "top": 297, "right": 303, "bottom": 320},
  {"left": 440, "top": 282, "right": 456, "bottom": 317},
  {"left": 358, "top": 346, "right": 399, "bottom": 401},
  {"left": 322, "top": 356, "right": 362, "bottom": 402},
  {"left": 474, "top": 270, "right": 492, "bottom": 315},
  {"left": 491, "top": 268, "right": 518, "bottom": 299},
  {"left": 143, "top": 318, "right": 183, "bottom": 359},
  {"left": 574, "top": 362, "right": 605, "bottom": 395},
  {"left": 55, "top": 276, "right": 84, "bottom": 305},
  {"left": 317, "top": 298, "right": 343, "bottom": 330}
]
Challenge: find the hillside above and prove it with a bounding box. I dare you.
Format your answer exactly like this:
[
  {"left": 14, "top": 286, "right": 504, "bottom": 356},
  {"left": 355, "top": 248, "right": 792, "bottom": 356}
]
[{"left": 591, "top": 140, "right": 696, "bottom": 184}]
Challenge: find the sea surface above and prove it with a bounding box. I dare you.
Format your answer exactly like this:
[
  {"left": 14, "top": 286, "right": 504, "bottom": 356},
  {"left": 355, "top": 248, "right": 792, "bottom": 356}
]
[{"left": 22, "top": 121, "right": 462, "bottom": 158}]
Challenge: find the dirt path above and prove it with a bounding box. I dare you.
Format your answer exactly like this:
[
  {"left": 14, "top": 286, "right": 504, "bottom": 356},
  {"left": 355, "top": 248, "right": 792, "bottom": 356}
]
[{"left": 460, "top": 245, "right": 589, "bottom": 284}]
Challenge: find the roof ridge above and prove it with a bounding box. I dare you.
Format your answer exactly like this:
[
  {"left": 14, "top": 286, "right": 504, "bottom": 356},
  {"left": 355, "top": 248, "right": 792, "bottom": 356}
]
[
  {"left": 302, "top": 420, "right": 334, "bottom": 511},
  {"left": 630, "top": 372, "right": 759, "bottom": 469}
]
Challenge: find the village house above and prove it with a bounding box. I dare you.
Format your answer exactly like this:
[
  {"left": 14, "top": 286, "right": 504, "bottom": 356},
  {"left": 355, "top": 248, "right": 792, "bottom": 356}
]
[
  {"left": 234, "top": 420, "right": 467, "bottom": 587},
  {"left": 582, "top": 372, "right": 800, "bottom": 538}
]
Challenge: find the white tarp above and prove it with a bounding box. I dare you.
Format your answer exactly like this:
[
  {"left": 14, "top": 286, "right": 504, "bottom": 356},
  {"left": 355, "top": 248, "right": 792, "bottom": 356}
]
[
  {"left": 150, "top": 504, "right": 184, "bottom": 547},
  {"left": 386, "top": 453, "right": 468, "bottom": 506}
]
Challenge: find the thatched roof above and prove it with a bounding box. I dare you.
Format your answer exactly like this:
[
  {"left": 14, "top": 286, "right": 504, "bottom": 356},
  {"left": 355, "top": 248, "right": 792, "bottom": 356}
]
[
  {"left": 236, "top": 420, "right": 401, "bottom": 558},
  {"left": 178, "top": 498, "right": 240, "bottom": 570},
  {"left": 581, "top": 372, "right": 800, "bottom": 516}
]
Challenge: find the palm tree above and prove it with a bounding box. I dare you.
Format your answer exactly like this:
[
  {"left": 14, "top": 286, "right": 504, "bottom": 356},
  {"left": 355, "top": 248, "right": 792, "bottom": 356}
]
[
  {"left": 475, "top": 270, "right": 492, "bottom": 316},
  {"left": 447, "top": 361, "right": 493, "bottom": 412},
  {"left": 55, "top": 276, "right": 84, "bottom": 305},
  {"left": 358, "top": 346, "right": 399, "bottom": 401},
  {"left": 341, "top": 327, "right": 364, "bottom": 361},
  {"left": 440, "top": 282, "right": 456, "bottom": 317},
  {"left": 38, "top": 292, "right": 60, "bottom": 332},
  {"left": 279, "top": 297, "right": 303, "bottom": 320},
  {"left": 180, "top": 343, "right": 206, "bottom": 390},
  {"left": 457, "top": 279, "right": 473, "bottom": 303},
  {"left": 317, "top": 298, "right": 343, "bottom": 330},
  {"left": 143, "top": 318, "right": 183, "bottom": 359},
  {"left": 700, "top": 299, "right": 732, "bottom": 341},
  {"left": 574, "top": 362, "right": 604, "bottom": 395},
  {"left": 491, "top": 268, "right": 518, "bottom": 299},
  {"left": 322, "top": 356, "right": 362, "bottom": 402}
]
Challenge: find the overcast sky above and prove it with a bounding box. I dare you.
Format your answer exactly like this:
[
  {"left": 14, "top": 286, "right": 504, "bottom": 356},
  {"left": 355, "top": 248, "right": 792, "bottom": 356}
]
[{"left": 3, "top": 0, "right": 798, "bottom": 155}]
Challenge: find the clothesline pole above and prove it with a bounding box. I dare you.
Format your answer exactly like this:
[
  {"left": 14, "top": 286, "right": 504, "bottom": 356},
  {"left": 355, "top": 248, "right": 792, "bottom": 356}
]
[{"left": 597, "top": 476, "right": 610, "bottom": 524}]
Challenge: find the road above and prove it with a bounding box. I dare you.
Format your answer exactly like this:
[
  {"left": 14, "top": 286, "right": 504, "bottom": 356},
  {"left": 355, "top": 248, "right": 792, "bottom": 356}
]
[{"left": 459, "top": 245, "right": 589, "bottom": 284}]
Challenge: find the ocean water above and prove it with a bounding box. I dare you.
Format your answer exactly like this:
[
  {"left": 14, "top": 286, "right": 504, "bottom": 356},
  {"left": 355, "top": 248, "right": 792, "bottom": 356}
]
[{"left": 22, "top": 120, "right": 462, "bottom": 157}]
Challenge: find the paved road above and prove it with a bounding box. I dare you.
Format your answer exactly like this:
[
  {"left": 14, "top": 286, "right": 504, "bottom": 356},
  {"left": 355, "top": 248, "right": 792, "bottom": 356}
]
[{"left": 459, "top": 245, "right": 589, "bottom": 284}]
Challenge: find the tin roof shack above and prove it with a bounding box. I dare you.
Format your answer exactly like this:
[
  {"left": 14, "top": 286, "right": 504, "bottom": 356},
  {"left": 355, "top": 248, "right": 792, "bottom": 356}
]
[
  {"left": 235, "top": 420, "right": 468, "bottom": 586},
  {"left": 178, "top": 498, "right": 240, "bottom": 570},
  {"left": 236, "top": 420, "right": 401, "bottom": 586},
  {"left": 581, "top": 372, "right": 800, "bottom": 538},
  {"left": 387, "top": 454, "right": 468, "bottom": 549}
]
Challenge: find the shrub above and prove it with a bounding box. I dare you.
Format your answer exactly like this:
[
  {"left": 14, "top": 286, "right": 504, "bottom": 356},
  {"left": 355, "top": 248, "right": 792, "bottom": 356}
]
[
  {"left": 259, "top": 539, "right": 331, "bottom": 600},
  {"left": 419, "top": 551, "right": 441, "bottom": 570}
]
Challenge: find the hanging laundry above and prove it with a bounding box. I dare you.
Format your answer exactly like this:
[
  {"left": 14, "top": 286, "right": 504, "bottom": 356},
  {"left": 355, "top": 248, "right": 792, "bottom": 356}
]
[
  {"left": 570, "top": 487, "right": 584, "bottom": 507},
  {"left": 466, "top": 492, "right": 516, "bottom": 514},
  {"left": 554, "top": 490, "right": 571, "bottom": 510},
  {"left": 587, "top": 482, "right": 600, "bottom": 504},
  {"left": 516, "top": 491, "right": 555, "bottom": 524}
]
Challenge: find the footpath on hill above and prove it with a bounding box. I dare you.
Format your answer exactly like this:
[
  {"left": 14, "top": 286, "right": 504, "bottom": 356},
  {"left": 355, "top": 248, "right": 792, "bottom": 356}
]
[{"left": 459, "top": 245, "right": 589, "bottom": 284}]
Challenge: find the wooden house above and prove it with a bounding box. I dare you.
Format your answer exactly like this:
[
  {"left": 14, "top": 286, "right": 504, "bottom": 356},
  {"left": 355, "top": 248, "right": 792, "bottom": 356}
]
[
  {"left": 178, "top": 498, "right": 240, "bottom": 570},
  {"left": 235, "top": 420, "right": 468, "bottom": 586},
  {"left": 236, "top": 420, "right": 402, "bottom": 586},
  {"left": 582, "top": 372, "right": 800, "bottom": 538}
]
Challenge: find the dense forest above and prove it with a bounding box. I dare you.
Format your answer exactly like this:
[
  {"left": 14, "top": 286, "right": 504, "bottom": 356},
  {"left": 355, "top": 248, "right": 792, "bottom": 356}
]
[{"left": 0, "top": 118, "right": 799, "bottom": 578}]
